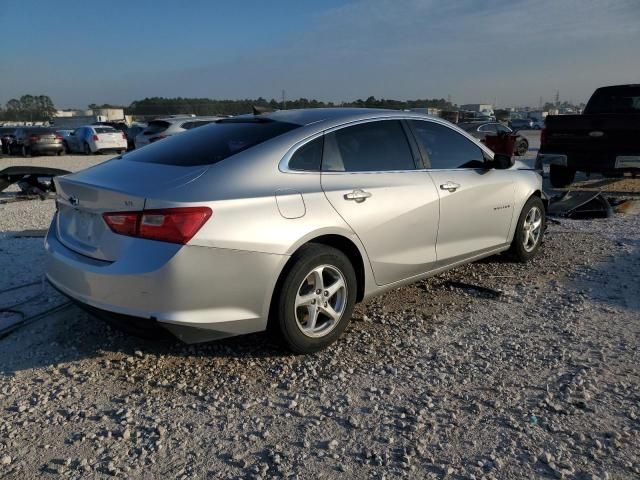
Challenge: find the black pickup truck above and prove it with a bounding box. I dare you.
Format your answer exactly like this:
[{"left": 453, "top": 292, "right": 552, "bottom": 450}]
[{"left": 537, "top": 84, "right": 640, "bottom": 187}]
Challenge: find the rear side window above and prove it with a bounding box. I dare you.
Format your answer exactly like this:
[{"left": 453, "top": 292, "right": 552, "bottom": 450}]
[
  {"left": 322, "top": 120, "right": 415, "bottom": 172},
  {"left": 93, "top": 127, "right": 117, "bottom": 133},
  {"left": 289, "top": 137, "right": 323, "bottom": 171},
  {"left": 127, "top": 119, "right": 300, "bottom": 166},
  {"left": 410, "top": 120, "right": 485, "bottom": 169},
  {"left": 144, "top": 121, "right": 171, "bottom": 135}
]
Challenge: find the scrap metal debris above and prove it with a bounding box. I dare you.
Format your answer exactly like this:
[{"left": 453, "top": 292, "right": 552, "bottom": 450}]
[
  {"left": 0, "top": 280, "right": 72, "bottom": 337},
  {"left": 0, "top": 166, "right": 70, "bottom": 199},
  {"left": 548, "top": 191, "right": 613, "bottom": 219}
]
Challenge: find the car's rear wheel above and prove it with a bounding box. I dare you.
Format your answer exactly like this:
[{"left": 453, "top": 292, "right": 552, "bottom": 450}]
[
  {"left": 274, "top": 244, "right": 356, "bottom": 353},
  {"left": 549, "top": 165, "right": 575, "bottom": 188},
  {"left": 509, "top": 196, "right": 545, "bottom": 262}
]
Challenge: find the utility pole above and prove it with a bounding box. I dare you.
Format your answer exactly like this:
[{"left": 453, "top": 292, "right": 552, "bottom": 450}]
[{"left": 281, "top": 89, "right": 286, "bottom": 110}]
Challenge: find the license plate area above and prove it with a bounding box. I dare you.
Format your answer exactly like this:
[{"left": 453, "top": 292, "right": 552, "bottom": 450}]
[{"left": 70, "top": 210, "right": 99, "bottom": 245}]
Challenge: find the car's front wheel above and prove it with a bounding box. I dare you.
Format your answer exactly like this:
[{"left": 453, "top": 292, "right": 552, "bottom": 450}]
[
  {"left": 509, "top": 196, "right": 545, "bottom": 262},
  {"left": 274, "top": 244, "right": 356, "bottom": 353}
]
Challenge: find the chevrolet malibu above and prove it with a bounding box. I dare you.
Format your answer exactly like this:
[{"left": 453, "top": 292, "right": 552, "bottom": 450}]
[{"left": 45, "top": 109, "right": 546, "bottom": 353}]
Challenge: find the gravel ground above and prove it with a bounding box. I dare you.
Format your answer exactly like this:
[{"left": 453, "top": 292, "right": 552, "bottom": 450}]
[{"left": 1, "top": 153, "right": 639, "bottom": 479}]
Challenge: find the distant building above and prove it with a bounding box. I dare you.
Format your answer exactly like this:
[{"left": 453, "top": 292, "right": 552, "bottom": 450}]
[
  {"left": 408, "top": 107, "right": 441, "bottom": 116},
  {"left": 53, "top": 108, "right": 126, "bottom": 128},
  {"left": 460, "top": 104, "right": 494, "bottom": 116}
]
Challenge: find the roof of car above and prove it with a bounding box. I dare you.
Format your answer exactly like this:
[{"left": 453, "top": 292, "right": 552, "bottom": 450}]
[{"left": 234, "top": 108, "right": 441, "bottom": 130}]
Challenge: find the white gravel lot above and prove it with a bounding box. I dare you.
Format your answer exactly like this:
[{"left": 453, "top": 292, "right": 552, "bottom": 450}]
[{"left": 1, "top": 149, "right": 639, "bottom": 479}]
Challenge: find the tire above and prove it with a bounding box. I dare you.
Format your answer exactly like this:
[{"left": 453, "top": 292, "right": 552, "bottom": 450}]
[
  {"left": 83, "top": 142, "right": 92, "bottom": 155},
  {"left": 549, "top": 165, "right": 576, "bottom": 188},
  {"left": 273, "top": 244, "right": 357, "bottom": 353},
  {"left": 515, "top": 139, "right": 528, "bottom": 156},
  {"left": 509, "top": 196, "right": 545, "bottom": 262}
]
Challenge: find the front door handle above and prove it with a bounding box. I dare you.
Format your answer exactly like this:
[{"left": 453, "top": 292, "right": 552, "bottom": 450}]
[
  {"left": 440, "top": 181, "right": 460, "bottom": 193},
  {"left": 344, "top": 189, "right": 372, "bottom": 202}
]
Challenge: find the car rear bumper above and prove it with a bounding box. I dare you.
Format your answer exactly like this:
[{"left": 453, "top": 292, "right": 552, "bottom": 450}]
[
  {"left": 31, "top": 143, "right": 64, "bottom": 153},
  {"left": 44, "top": 215, "right": 288, "bottom": 343}
]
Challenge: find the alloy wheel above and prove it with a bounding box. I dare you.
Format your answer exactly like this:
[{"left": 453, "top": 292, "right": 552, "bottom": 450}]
[
  {"left": 294, "top": 264, "right": 347, "bottom": 338},
  {"left": 522, "top": 206, "right": 542, "bottom": 252}
]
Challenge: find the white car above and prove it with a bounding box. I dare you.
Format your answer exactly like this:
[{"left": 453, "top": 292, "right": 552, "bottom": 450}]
[
  {"left": 64, "top": 126, "right": 127, "bottom": 154},
  {"left": 134, "top": 116, "right": 221, "bottom": 149}
]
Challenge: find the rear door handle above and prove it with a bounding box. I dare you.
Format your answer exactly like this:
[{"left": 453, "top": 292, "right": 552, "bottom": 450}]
[
  {"left": 344, "top": 189, "right": 372, "bottom": 202},
  {"left": 440, "top": 182, "right": 460, "bottom": 193}
]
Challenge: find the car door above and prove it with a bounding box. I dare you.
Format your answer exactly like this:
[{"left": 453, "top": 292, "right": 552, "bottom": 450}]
[
  {"left": 320, "top": 119, "right": 440, "bottom": 286},
  {"left": 409, "top": 120, "right": 516, "bottom": 266},
  {"left": 68, "top": 128, "right": 82, "bottom": 152}
]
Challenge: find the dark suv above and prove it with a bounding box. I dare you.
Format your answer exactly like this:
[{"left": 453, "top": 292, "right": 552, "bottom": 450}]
[{"left": 10, "top": 127, "right": 64, "bottom": 156}]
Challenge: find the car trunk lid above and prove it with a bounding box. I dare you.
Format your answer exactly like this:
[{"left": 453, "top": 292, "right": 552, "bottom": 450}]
[{"left": 54, "top": 159, "right": 208, "bottom": 261}]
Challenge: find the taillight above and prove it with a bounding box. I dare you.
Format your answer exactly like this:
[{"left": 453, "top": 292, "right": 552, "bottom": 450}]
[
  {"left": 29, "top": 135, "right": 40, "bottom": 141},
  {"left": 92, "top": 134, "right": 99, "bottom": 141},
  {"left": 55, "top": 134, "right": 63, "bottom": 140},
  {"left": 540, "top": 128, "right": 546, "bottom": 147},
  {"left": 102, "top": 207, "right": 212, "bottom": 244},
  {"left": 103, "top": 212, "right": 138, "bottom": 236}
]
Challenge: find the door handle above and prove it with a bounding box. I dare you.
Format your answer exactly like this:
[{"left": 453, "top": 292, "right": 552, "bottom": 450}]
[
  {"left": 440, "top": 182, "right": 460, "bottom": 193},
  {"left": 344, "top": 189, "right": 372, "bottom": 202}
]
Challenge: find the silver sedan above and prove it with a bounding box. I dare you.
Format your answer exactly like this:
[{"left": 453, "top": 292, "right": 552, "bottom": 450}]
[{"left": 45, "top": 109, "right": 546, "bottom": 353}]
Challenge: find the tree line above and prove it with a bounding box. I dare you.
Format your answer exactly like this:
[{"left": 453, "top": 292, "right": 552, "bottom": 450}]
[
  {"left": 0, "top": 94, "right": 455, "bottom": 122},
  {"left": 0, "top": 95, "right": 57, "bottom": 122},
  {"left": 125, "top": 96, "right": 455, "bottom": 117}
]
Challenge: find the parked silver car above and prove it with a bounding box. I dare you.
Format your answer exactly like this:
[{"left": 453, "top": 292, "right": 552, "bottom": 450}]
[
  {"left": 45, "top": 109, "right": 546, "bottom": 353},
  {"left": 134, "top": 116, "right": 221, "bottom": 149}
]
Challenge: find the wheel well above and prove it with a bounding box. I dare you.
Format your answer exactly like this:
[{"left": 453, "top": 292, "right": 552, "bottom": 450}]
[
  {"left": 266, "top": 234, "right": 366, "bottom": 333},
  {"left": 531, "top": 189, "right": 548, "bottom": 211},
  {"left": 307, "top": 235, "right": 366, "bottom": 303}
]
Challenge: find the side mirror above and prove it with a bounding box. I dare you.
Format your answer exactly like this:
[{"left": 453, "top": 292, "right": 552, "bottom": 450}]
[{"left": 492, "top": 154, "right": 514, "bottom": 169}]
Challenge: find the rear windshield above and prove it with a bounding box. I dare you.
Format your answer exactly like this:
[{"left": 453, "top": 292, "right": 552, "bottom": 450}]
[
  {"left": 126, "top": 119, "right": 300, "bottom": 166},
  {"left": 585, "top": 87, "right": 640, "bottom": 114},
  {"left": 144, "top": 120, "right": 171, "bottom": 135},
  {"left": 94, "top": 127, "right": 118, "bottom": 133}
]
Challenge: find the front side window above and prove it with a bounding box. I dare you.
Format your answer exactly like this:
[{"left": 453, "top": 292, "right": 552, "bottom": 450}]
[
  {"left": 289, "top": 136, "right": 323, "bottom": 171},
  {"left": 322, "top": 120, "right": 415, "bottom": 172},
  {"left": 410, "top": 120, "right": 486, "bottom": 169}
]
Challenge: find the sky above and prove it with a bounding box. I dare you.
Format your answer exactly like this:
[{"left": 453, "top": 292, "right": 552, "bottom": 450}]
[{"left": 1, "top": 0, "right": 639, "bottom": 109}]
